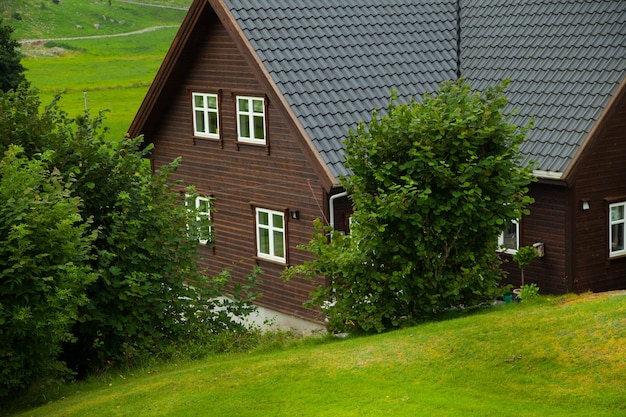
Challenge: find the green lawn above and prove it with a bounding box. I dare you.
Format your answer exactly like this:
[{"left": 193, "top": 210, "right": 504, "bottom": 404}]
[{"left": 6, "top": 294, "right": 626, "bottom": 416}]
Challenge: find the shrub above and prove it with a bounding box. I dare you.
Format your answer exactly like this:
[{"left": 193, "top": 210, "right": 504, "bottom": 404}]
[
  {"left": 286, "top": 80, "right": 535, "bottom": 332},
  {"left": 0, "top": 146, "right": 96, "bottom": 396}
]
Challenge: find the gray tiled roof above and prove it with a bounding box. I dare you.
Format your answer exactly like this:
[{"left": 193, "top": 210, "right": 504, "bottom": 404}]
[
  {"left": 462, "top": 0, "right": 626, "bottom": 175},
  {"left": 225, "top": 0, "right": 625, "bottom": 179},
  {"left": 226, "top": 0, "right": 459, "bottom": 179}
]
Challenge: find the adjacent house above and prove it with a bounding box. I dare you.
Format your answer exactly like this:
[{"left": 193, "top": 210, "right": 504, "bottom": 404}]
[{"left": 129, "top": 0, "right": 626, "bottom": 323}]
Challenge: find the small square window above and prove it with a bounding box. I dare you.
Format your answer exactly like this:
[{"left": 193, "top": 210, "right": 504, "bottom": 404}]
[
  {"left": 185, "top": 194, "right": 213, "bottom": 245},
  {"left": 192, "top": 93, "right": 219, "bottom": 139},
  {"left": 255, "top": 207, "right": 285, "bottom": 263},
  {"left": 609, "top": 202, "right": 626, "bottom": 257},
  {"left": 237, "top": 96, "right": 266, "bottom": 144}
]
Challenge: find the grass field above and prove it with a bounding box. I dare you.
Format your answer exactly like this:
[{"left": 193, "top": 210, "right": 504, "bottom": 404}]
[
  {"left": 5, "top": 293, "right": 626, "bottom": 416},
  {"left": 4, "top": 0, "right": 189, "bottom": 140}
]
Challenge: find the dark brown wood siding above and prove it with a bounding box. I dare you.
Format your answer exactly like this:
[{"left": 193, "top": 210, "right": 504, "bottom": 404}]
[
  {"left": 143, "top": 12, "right": 326, "bottom": 321},
  {"left": 570, "top": 89, "right": 626, "bottom": 293},
  {"left": 500, "top": 182, "right": 569, "bottom": 294}
]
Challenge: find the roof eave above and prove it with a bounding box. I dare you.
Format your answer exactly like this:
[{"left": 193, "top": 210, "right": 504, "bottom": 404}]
[
  {"left": 533, "top": 170, "right": 563, "bottom": 181},
  {"left": 212, "top": 0, "right": 338, "bottom": 189},
  {"left": 560, "top": 73, "right": 626, "bottom": 183}
]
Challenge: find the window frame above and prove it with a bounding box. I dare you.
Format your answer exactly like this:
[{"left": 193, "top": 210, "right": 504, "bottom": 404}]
[
  {"left": 609, "top": 201, "right": 626, "bottom": 258},
  {"left": 185, "top": 194, "right": 212, "bottom": 246},
  {"left": 236, "top": 95, "right": 266, "bottom": 145},
  {"left": 254, "top": 207, "right": 286, "bottom": 264},
  {"left": 192, "top": 92, "right": 220, "bottom": 139},
  {"left": 498, "top": 219, "right": 520, "bottom": 254}
]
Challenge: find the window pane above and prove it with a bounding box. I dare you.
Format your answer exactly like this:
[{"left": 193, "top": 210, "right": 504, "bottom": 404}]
[
  {"left": 258, "top": 211, "right": 269, "bottom": 226},
  {"left": 611, "top": 205, "right": 624, "bottom": 222},
  {"left": 198, "top": 199, "right": 210, "bottom": 212},
  {"left": 273, "top": 231, "right": 284, "bottom": 257},
  {"left": 194, "top": 94, "right": 204, "bottom": 107},
  {"left": 612, "top": 223, "right": 625, "bottom": 252},
  {"left": 502, "top": 222, "right": 518, "bottom": 250},
  {"left": 272, "top": 213, "right": 283, "bottom": 229},
  {"left": 238, "top": 98, "right": 249, "bottom": 112},
  {"left": 254, "top": 115, "right": 265, "bottom": 139},
  {"left": 195, "top": 111, "right": 205, "bottom": 132},
  {"left": 252, "top": 99, "right": 264, "bottom": 113},
  {"left": 208, "top": 113, "right": 218, "bottom": 134},
  {"left": 199, "top": 217, "right": 211, "bottom": 243},
  {"left": 208, "top": 95, "right": 217, "bottom": 109},
  {"left": 259, "top": 228, "right": 270, "bottom": 254},
  {"left": 239, "top": 115, "right": 250, "bottom": 138}
]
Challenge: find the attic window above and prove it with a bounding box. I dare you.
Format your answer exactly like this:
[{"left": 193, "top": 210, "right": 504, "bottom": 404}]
[
  {"left": 236, "top": 96, "right": 266, "bottom": 145},
  {"left": 192, "top": 92, "right": 219, "bottom": 139}
]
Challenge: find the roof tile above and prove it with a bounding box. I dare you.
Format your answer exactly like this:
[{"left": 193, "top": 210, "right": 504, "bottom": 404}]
[{"left": 225, "top": 0, "right": 625, "bottom": 178}]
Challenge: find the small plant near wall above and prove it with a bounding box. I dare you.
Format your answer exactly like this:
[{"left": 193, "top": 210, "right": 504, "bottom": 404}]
[
  {"left": 512, "top": 245, "right": 539, "bottom": 287},
  {"left": 519, "top": 283, "right": 540, "bottom": 300}
]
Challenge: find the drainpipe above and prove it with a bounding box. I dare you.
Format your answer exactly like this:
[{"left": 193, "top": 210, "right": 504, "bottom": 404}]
[
  {"left": 329, "top": 191, "right": 348, "bottom": 229},
  {"left": 456, "top": 0, "right": 462, "bottom": 79}
]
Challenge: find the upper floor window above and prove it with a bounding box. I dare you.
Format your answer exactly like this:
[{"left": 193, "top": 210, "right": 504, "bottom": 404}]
[
  {"left": 237, "top": 96, "right": 266, "bottom": 144},
  {"left": 255, "top": 207, "right": 285, "bottom": 263},
  {"left": 192, "top": 92, "right": 219, "bottom": 139},
  {"left": 609, "top": 202, "right": 626, "bottom": 257},
  {"left": 186, "top": 194, "right": 212, "bottom": 245},
  {"left": 498, "top": 220, "right": 519, "bottom": 254}
]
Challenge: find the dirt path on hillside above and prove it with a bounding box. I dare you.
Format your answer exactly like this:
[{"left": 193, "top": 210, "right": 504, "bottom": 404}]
[
  {"left": 116, "top": 0, "right": 188, "bottom": 10},
  {"left": 19, "top": 25, "right": 179, "bottom": 45},
  {"left": 19, "top": 0, "right": 187, "bottom": 45}
]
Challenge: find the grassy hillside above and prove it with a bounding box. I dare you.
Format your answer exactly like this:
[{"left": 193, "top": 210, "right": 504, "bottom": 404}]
[
  {"left": 2, "top": 0, "right": 190, "bottom": 39},
  {"left": 2, "top": 0, "right": 189, "bottom": 140},
  {"left": 4, "top": 293, "right": 626, "bottom": 416}
]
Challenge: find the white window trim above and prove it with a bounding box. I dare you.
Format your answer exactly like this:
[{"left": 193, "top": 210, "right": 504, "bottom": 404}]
[
  {"left": 255, "top": 207, "right": 286, "bottom": 263},
  {"left": 186, "top": 195, "right": 212, "bottom": 245},
  {"left": 192, "top": 92, "right": 219, "bottom": 139},
  {"left": 609, "top": 201, "right": 626, "bottom": 257},
  {"left": 236, "top": 96, "right": 266, "bottom": 144},
  {"left": 498, "top": 219, "right": 519, "bottom": 254}
]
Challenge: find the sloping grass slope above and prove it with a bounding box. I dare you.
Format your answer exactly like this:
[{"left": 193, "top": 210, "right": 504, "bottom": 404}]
[
  {"left": 7, "top": 294, "right": 626, "bottom": 417},
  {"left": 1, "top": 0, "right": 190, "bottom": 39}
]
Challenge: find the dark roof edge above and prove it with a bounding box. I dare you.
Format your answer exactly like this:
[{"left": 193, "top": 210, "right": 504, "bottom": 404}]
[
  {"left": 561, "top": 73, "right": 626, "bottom": 183},
  {"left": 212, "top": 0, "right": 338, "bottom": 188}
]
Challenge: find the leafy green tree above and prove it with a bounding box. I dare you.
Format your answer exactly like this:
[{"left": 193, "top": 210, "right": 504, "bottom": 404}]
[
  {"left": 0, "top": 146, "right": 96, "bottom": 397},
  {"left": 0, "top": 86, "right": 261, "bottom": 379},
  {"left": 0, "top": 19, "right": 27, "bottom": 93},
  {"left": 285, "top": 79, "right": 534, "bottom": 332}
]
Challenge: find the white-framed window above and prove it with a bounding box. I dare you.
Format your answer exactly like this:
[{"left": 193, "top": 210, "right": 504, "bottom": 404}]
[
  {"left": 255, "top": 207, "right": 285, "bottom": 263},
  {"left": 236, "top": 96, "right": 266, "bottom": 144},
  {"left": 498, "top": 220, "right": 519, "bottom": 254},
  {"left": 192, "top": 92, "right": 219, "bottom": 138},
  {"left": 609, "top": 202, "right": 626, "bottom": 257},
  {"left": 185, "top": 194, "right": 212, "bottom": 245}
]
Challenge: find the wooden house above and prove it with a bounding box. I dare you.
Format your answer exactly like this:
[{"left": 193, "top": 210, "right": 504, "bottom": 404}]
[{"left": 129, "top": 0, "right": 626, "bottom": 323}]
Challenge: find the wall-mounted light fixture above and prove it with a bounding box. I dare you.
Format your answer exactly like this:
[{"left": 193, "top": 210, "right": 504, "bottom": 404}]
[
  {"left": 582, "top": 200, "right": 590, "bottom": 211},
  {"left": 290, "top": 210, "right": 300, "bottom": 220}
]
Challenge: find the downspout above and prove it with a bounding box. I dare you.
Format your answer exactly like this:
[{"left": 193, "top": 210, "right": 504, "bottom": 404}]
[
  {"left": 456, "top": 0, "right": 462, "bottom": 79},
  {"left": 329, "top": 191, "right": 348, "bottom": 229}
]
